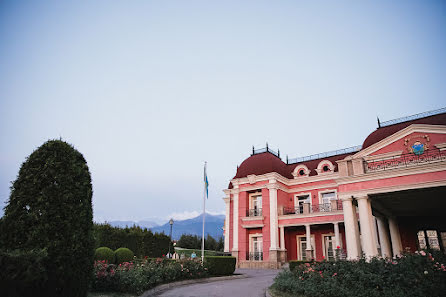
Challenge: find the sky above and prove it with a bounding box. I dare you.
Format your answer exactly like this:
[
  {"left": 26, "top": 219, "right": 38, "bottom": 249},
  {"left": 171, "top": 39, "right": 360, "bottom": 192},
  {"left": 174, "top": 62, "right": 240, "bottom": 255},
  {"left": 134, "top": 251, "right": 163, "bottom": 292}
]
[{"left": 1, "top": 0, "right": 445, "bottom": 224}]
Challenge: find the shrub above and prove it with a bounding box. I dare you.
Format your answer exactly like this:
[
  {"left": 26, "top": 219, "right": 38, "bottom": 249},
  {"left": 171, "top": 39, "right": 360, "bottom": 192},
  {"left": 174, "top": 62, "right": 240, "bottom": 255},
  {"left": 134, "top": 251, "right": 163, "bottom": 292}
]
[
  {"left": 204, "top": 256, "right": 236, "bottom": 275},
  {"left": 0, "top": 249, "right": 48, "bottom": 297},
  {"left": 272, "top": 251, "right": 446, "bottom": 297},
  {"left": 0, "top": 140, "right": 94, "bottom": 297},
  {"left": 95, "top": 247, "right": 115, "bottom": 263},
  {"left": 91, "top": 258, "right": 208, "bottom": 294},
  {"left": 289, "top": 260, "right": 315, "bottom": 271},
  {"left": 115, "top": 247, "right": 134, "bottom": 264}
]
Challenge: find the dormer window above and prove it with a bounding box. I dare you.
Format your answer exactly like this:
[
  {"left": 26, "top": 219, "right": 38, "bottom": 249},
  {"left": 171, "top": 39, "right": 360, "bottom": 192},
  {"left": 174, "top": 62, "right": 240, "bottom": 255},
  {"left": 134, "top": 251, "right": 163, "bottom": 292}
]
[
  {"left": 292, "top": 164, "right": 310, "bottom": 178},
  {"left": 316, "top": 160, "right": 335, "bottom": 175}
]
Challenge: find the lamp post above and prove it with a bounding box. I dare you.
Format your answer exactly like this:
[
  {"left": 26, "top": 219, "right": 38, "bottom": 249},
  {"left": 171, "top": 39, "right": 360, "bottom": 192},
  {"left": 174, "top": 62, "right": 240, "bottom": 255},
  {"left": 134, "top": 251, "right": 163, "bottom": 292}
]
[{"left": 168, "top": 218, "right": 174, "bottom": 258}]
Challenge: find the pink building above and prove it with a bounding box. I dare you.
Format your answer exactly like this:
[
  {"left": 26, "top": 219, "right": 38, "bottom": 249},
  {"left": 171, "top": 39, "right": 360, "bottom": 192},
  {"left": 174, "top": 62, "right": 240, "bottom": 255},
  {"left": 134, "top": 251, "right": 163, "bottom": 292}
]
[{"left": 223, "top": 109, "right": 446, "bottom": 268}]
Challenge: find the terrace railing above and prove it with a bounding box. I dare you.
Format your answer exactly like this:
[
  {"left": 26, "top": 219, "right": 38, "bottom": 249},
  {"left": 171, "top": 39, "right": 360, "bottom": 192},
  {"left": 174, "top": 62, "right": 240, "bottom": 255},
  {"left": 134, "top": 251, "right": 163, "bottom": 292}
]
[
  {"left": 380, "top": 107, "right": 446, "bottom": 127},
  {"left": 246, "top": 252, "right": 263, "bottom": 261},
  {"left": 287, "top": 145, "right": 361, "bottom": 164},
  {"left": 246, "top": 208, "right": 262, "bottom": 217},
  {"left": 282, "top": 201, "right": 343, "bottom": 216},
  {"left": 365, "top": 149, "right": 446, "bottom": 172}
]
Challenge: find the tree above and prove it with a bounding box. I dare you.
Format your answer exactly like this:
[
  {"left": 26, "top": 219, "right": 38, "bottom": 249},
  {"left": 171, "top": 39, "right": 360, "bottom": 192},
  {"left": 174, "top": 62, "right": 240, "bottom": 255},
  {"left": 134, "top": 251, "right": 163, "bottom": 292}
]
[
  {"left": 1, "top": 140, "right": 94, "bottom": 297},
  {"left": 205, "top": 234, "right": 217, "bottom": 251}
]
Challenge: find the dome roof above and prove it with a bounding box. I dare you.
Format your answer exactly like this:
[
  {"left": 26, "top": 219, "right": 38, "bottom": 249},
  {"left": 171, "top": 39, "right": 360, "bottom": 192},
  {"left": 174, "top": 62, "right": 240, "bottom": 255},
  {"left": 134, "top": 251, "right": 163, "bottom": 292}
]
[
  {"left": 362, "top": 112, "right": 446, "bottom": 149},
  {"left": 234, "top": 152, "right": 292, "bottom": 179}
]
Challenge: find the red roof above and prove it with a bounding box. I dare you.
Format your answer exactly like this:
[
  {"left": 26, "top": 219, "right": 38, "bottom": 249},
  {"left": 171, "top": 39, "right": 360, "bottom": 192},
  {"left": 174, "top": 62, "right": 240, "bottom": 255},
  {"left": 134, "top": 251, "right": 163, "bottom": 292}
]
[
  {"left": 231, "top": 151, "right": 354, "bottom": 183},
  {"left": 362, "top": 112, "right": 446, "bottom": 149},
  {"left": 234, "top": 152, "right": 292, "bottom": 179},
  {"left": 229, "top": 110, "right": 446, "bottom": 187}
]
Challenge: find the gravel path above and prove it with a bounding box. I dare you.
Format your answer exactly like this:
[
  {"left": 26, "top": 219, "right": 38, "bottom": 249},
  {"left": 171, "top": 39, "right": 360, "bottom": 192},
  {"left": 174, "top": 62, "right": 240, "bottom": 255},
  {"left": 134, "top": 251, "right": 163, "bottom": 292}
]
[{"left": 156, "top": 269, "right": 280, "bottom": 297}]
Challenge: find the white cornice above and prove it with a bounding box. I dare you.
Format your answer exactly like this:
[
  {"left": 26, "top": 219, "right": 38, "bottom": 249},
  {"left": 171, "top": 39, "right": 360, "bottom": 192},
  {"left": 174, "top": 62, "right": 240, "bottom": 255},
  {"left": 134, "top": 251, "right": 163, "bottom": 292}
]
[
  {"left": 241, "top": 224, "right": 264, "bottom": 229},
  {"left": 338, "top": 179, "right": 446, "bottom": 198},
  {"left": 279, "top": 219, "right": 343, "bottom": 228},
  {"left": 353, "top": 124, "right": 446, "bottom": 158},
  {"left": 363, "top": 150, "right": 403, "bottom": 161},
  {"left": 278, "top": 210, "right": 343, "bottom": 221},
  {"left": 241, "top": 216, "right": 264, "bottom": 222},
  {"left": 231, "top": 171, "right": 339, "bottom": 190},
  {"left": 436, "top": 142, "right": 446, "bottom": 150},
  {"left": 337, "top": 161, "right": 446, "bottom": 185}
]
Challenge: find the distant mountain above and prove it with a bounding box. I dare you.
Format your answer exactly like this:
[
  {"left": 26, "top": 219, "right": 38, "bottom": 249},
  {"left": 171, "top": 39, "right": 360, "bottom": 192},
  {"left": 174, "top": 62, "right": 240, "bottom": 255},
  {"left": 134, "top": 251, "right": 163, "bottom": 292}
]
[
  {"left": 150, "top": 213, "right": 224, "bottom": 240},
  {"left": 108, "top": 220, "right": 159, "bottom": 229}
]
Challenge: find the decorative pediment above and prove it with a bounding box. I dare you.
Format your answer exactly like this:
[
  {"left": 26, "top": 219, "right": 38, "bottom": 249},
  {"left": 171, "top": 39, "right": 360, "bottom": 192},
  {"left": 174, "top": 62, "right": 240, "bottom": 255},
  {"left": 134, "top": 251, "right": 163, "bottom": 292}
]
[{"left": 353, "top": 124, "right": 446, "bottom": 159}]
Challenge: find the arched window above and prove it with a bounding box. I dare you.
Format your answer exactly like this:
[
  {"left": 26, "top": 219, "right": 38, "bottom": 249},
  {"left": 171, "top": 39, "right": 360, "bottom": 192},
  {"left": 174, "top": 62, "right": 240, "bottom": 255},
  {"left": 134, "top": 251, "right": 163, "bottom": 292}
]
[{"left": 292, "top": 164, "right": 310, "bottom": 178}]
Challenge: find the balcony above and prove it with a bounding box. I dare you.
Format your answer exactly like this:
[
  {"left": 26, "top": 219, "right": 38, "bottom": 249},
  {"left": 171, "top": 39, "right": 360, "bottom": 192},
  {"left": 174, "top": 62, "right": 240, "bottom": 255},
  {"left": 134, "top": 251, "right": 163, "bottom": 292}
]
[
  {"left": 246, "top": 252, "right": 263, "bottom": 261},
  {"left": 365, "top": 149, "right": 446, "bottom": 172},
  {"left": 246, "top": 208, "right": 262, "bottom": 217},
  {"left": 282, "top": 200, "right": 343, "bottom": 215}
]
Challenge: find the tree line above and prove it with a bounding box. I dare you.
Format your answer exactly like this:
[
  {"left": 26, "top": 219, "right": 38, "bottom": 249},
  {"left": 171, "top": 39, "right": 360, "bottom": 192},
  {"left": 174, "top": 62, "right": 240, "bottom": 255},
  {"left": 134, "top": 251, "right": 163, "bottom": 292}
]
[{"left": 176, "top": 234, "right": 224, "bottom": 251}]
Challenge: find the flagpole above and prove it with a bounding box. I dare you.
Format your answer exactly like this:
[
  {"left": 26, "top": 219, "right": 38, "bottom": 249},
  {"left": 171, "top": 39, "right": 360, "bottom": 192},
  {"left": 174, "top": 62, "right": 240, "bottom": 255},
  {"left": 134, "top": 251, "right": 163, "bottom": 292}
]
[{"left": 201, "top": 162, "right": 206, "bottom": 263}]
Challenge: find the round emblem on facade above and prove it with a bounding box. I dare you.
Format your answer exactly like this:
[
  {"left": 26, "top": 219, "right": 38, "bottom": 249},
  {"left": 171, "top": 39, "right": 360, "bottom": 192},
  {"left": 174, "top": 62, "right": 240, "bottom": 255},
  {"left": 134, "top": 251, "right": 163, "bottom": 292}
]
[
  {"left": 404, "top": 135, "right": 430, "bottom": 155},
  {"left": 411, "top": 141, "right": 425, "bottom": 155}
]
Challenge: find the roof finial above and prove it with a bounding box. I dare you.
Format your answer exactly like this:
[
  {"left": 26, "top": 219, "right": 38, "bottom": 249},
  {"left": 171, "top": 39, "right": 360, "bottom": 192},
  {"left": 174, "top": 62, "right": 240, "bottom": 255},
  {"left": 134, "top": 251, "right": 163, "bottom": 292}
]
[
  {"left": 278, "top": 149, "right": 280, "bottom": 158},
  {"left": 266, "top": 142, "right": 269, "bottom": 149},
  {"left": 286, "top": 155, "right": 289, "bottom": 164},
  {"left": 377, "top": 116, "right": 381, "bottom": 128},
  {"left": 252, "top": 145, "right": 255, "bottom": 155}
]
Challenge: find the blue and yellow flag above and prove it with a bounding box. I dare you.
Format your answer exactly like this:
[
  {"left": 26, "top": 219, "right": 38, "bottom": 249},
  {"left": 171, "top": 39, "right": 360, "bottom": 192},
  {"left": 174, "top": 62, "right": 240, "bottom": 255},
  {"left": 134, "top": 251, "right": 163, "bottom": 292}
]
[{"left": 204, "top": 162, "right": 209, "bottom": 199}]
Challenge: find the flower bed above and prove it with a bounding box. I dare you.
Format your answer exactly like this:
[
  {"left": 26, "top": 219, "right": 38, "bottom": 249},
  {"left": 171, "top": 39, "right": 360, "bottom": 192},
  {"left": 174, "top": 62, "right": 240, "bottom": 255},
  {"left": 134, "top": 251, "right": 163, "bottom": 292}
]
[
  {"left": 271, "top": 251, "right": 446, "bottom": 297},
  {"left": 92, "top": 258, "right": 208, "bottom": 294}
]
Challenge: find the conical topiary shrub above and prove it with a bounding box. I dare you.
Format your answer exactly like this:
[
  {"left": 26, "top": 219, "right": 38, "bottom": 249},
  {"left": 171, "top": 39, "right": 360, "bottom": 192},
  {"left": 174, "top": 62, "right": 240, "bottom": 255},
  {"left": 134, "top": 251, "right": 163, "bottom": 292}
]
[{"left": 0, "top": 139, "right": 94, "bottom": 297}]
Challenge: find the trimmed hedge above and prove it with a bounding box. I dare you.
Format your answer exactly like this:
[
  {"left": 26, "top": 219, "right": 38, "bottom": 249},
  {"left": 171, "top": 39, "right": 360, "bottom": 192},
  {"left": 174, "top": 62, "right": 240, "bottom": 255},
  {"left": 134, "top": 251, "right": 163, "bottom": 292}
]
[
  {"left": 289, "top": 260, "right": 315, "bottom": 271},
  {"left": 115, "top": 247, "right": 134, "bottom": 264},
  {"left": 204, "top": 256, "right": 236, "bottom": 276},
  {"left": 95, "top": 247, "right": 115, "bottom": 263},
  {"left": 0, "top": 249, "right": 48, "bottom": 297}
]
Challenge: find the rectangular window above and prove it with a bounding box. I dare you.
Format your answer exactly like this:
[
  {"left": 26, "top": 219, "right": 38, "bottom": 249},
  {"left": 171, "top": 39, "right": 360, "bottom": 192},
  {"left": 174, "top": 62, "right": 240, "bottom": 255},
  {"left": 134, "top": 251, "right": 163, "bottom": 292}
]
[
  {"left": 249, "top": 193, "right": 262, "bottom": 216},
  {"left": 324, "top": 235, "right": 335, "bottom": 261},
  {"left": 298, "top": 236, "right": 315, "bottom": 260},
  {"left": 251, "top": 236, "right": 263, "bottom": 261},
  {"left": 321, "top": 192, "right": 336, "bottom": 212},
  {"left": 296, "top": 195, "right": 310, "bottom": 214}
]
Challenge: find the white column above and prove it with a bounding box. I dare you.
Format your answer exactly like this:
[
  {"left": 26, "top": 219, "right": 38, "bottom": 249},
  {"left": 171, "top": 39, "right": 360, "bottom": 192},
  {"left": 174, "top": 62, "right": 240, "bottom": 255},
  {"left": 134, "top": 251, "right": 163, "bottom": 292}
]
[
  {"left": 232, "top": 188, "right": 239, "bottom": 251},
  {"left": 341, "top": 197, "right": 360, "bottom": 259},
  {"left": 352, "top": 204, "right": 362, "bottom": 255},
  {"left": 388, "top": 217, "right": 403, "bottom": 257},
  {"left": 368, "top": 199, "right": 380, "bottom": 252},
  {"left": 357, "top": 196, "right": 378, "bottom": 258},
  {"left": 305, "top": 224, "right": 312, "bottom": 250},
  {"left": 268, "top": 183, "right": 279, "bottom": 250},
  {"left": 224, "top": 197, "right": 230, "bottom": 252},
  {"left": 280, "top": 226, "right": 285, "bottom": 250},
  {"left": 376, "top": 217, "right": 392, "bottom": 258},
  {"left": 334, "top": 222, "right": 340, "bottom": 249}
]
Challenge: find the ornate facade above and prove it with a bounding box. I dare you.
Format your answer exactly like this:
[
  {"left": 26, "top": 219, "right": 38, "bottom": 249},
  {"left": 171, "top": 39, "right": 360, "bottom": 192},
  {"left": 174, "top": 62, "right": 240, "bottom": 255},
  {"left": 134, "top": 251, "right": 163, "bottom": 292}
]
[{"left": 223, "top": 109, "right": 446, "bottom": 268}]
